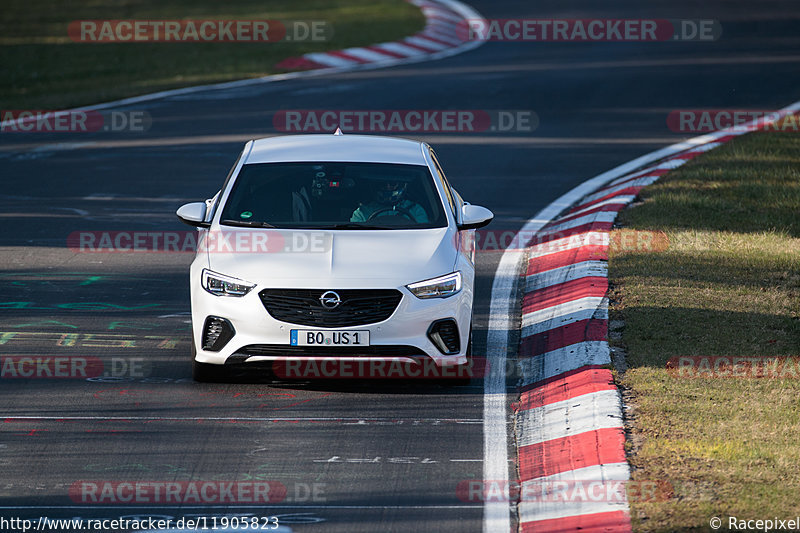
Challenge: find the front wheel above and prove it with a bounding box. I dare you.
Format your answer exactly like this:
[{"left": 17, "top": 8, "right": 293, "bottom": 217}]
[
  {"left": 441, "top": 322, "right": 473, "bottom": 387},
  {"left": 191, "top": 338, "right": 226, "bottom": 382},
  {"left": 192, "top": 360, "right": 224, "bottom": 382}
]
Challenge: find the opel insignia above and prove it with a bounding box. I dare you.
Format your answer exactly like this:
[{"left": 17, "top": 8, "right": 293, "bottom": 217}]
[{"left": 177, "top": 133, "right": 493, "bottom": 382}]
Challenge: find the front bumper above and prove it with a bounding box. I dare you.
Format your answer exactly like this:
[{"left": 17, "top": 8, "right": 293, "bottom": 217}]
[{"left": 190, "top": 279, "right": 473, "bottom": 368}]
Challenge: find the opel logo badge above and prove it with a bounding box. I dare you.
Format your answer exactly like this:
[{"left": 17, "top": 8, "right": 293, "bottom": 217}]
[{"left": 319, "top": 290, "right": 341, "bottom": 309}]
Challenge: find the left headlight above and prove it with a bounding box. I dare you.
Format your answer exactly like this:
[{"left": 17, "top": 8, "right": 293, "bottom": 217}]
[
  {"left": 406, "top": 271, "right": 462, "bottom": 299},
  {"left": 202, "top": 269, "right": 255, "bottom": 297}
]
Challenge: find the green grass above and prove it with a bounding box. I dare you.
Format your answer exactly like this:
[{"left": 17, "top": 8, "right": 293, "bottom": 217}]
[
  {"left": 0, "top": 0, "right": 425, "bottom": 109},
  {"left": 608, "top": 131, "right": 800, "bottom": 531}
]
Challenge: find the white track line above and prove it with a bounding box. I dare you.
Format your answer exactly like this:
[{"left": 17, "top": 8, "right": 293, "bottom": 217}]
[{"left": 0, "top": 415, "right": 481, "bottom": 423}]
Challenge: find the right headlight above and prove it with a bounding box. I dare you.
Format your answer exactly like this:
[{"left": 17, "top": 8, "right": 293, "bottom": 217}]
[
  {"left": 406, "top": 271, "right": 462, "bottom": 299},
  {"left": 201, "top": 269, "right": 255, "bottom": 297}
]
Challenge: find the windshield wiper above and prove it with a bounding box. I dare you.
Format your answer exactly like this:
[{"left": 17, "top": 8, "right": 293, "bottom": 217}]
[
  {"left": 319, "top": 223, "right": 395, "bottom": 230},
  {"left": 220, "top": 219, "right": 275, "bottom": 228}
]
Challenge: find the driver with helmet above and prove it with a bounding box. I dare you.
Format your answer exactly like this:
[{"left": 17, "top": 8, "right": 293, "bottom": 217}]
[{"left": 350, "top": 179, "right": 428, "bottom": 223}]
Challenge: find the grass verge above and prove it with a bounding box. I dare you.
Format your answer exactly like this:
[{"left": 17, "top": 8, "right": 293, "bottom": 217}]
[
  {"left": 0, "top": 0, "right": 425, "bottom": 110},
  {"left": 608, "top": 130, "right": 800, "bottom": 531}
]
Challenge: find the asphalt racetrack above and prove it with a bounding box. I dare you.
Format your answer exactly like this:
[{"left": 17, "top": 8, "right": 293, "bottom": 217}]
[{"left": 0, "top": 0, "right": 798, "bottom": 531}]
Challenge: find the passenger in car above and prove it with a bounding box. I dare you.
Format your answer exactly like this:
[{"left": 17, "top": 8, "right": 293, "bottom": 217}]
[{"left": 351, "top": 180, "right": 428, "bottom": 223}]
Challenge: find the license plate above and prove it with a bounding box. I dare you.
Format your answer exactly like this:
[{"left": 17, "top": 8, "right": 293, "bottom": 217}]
[{"left": 290, "top": 330, "right": 370, "bottom": 346}]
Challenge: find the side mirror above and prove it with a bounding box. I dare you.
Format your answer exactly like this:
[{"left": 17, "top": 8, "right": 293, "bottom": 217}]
[
  {"left": 176, "top": 202, "right": 209, "bottom": 228},
  {"left": 458, "top": 204, "right": 493, "bottom": 230}
]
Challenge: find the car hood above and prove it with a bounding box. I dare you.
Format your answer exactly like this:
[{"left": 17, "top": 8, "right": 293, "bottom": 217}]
[{"left": 203, "top": 226, "right": 458, "bottom": 288}]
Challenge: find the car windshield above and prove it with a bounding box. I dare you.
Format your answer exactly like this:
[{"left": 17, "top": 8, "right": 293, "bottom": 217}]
[{"left": 219, "top": 162, "right": 448, "bottom": 229}]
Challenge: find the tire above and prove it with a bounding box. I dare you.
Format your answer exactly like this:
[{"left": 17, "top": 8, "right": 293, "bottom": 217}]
[
  {"left": 191, "top": 338, "right": 225, "bottom": 383},
  {"left": 440, "top": 322, "right": 473, "bottom": 387},
  {"left": 192, "top": 360, "right": 223, "bottom": 382}
]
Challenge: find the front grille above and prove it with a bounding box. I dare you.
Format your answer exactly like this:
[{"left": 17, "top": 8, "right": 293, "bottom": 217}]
[
  {"left": 259, "top": 289, "right": 402, "bottom": 327},
  {"left": 232, "top": 344, "right": 427, "bottom": 358}
]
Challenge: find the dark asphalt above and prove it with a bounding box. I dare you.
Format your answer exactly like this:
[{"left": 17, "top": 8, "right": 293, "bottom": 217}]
[{"left": 0, "top": 0, "right": 798, "bottom": 531}]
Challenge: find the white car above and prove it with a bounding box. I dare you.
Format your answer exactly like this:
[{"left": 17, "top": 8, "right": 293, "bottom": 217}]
[{"left": 177, "top": 133, "right": 493, "bottom": 382}]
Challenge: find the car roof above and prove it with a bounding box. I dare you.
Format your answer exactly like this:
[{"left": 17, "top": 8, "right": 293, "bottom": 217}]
[{"left": 244, "top": 134, "right": 428, "bottom": 165}]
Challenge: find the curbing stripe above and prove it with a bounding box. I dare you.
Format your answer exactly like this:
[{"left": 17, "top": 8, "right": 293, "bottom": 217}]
[
  {"left": 363, "top": 45, "right": 406, "bottom": 59},
  {"left": 521, "top": 308, "right": 608, "bottom": 341},
  {"left": 522, "top": 277, "right": 609, "bottom": 315},
  {"left": 516, "top": 390, "right": 625, "bottom": 448},
  {"left": 525, "top": 260, "right": 607, "bottom": 292},
  {"left": 407, "top": 35, "right": 453, "bottom": 50},
  {"left": 518, "top": 427, "right": 627, "bottom": 480},
  {"left": 536, "top": 221, "right": 614, "bottom": 243},
  {"left": 276, "top": 0, "right": 479, "bottom": 72},
  {"left": 423, "top": 27, "right": 465, "bottom": 44},
  {"left": 520, "top": 511, "right": 632, "bottom": 533},
  {"left": 528, "top": 231, "right": 609, "bottom": 259},
  {"left": 580, "top": 175, "right": 675, "bottom": 206},
  {"left": 572, "top": 190, "right": 645, "bottom": 216},
  {"left": 286, "top": 52, "right": 354, "bottom": 67},
  {"left": 526, "top": 246, "right": 609, "bottom": 276},
  {"left": 334, "top": 47, "right": 398, "bottom": 63},
  {"left": 326, "top": 50, "right": 372, "bottom": 64},
  {"left": 523, "top": 461, "right": 630, "bottom": 485},
  {"left": 558, "top": 197, "right": 636, "bottom": 223},
  {"left": 537, "top": 211, "right": 619, "bottom": 237},
  {"left": 518, "top": 498, "right": 628, "bottom": 525},
  {"left": 519, "top": 319, "right": 607, "bottom": 361},
  {"left": 417, "top": 32, "right": 463, "bottom": 47},
  {"left": 400, "top": 38, "right": 442, "bottom": 52},
  {"left": 518, "top": 341, "right": 611, "bottom": 383},
  {"left": 521, "top": 297, "right": 608, "bottom": 334},
  {"left": 567, "top": 187, "right": 646, "bottom": 213},
  {"left": 515, "top": 367, "right": 617, "bottom": 410},
  {"left": 515, "top": 102, "right": 800, "bottom": 531},
  {"left": 373, "top": 41, "right": 428, "bottom": 57}
]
